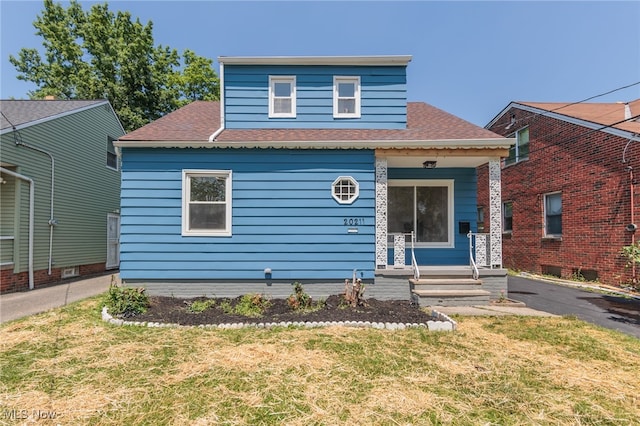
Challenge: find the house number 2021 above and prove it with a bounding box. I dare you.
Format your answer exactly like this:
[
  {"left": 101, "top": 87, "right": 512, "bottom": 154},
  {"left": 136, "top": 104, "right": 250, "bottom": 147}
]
[{"left": 344, "top": 217, "right": 365, "bottom": 226}]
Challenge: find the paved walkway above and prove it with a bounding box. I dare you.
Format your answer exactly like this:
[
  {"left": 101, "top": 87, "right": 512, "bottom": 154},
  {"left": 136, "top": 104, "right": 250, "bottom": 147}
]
[{"left": 0, "top": 273, "right": 119, "bottom": 323}]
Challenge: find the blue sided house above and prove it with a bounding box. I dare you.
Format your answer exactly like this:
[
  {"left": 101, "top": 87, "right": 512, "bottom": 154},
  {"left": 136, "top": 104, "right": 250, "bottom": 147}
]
[{"left": 115, "top": 55, "right": 513, "bottom": 306}]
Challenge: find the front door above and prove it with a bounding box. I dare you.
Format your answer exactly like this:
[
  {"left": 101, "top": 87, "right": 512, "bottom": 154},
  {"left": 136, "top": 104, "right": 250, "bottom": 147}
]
[{"left": 106, "top": 213, "right": 120, "bottom": 269}]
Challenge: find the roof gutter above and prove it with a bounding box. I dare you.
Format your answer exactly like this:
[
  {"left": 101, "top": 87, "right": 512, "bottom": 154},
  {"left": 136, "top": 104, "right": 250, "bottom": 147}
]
[
  {"left": 114, "top": 137, "right": 514, "bottom": 150},
  {"left": 0, "top": 167, "right": 34, "bottom": 290},
  {"left": 208, "top": 61, "right": 225, "bottom": 142}
]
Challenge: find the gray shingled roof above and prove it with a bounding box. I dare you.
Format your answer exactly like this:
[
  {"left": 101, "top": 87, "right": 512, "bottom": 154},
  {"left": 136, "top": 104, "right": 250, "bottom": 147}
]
[
  {"left": 0, "top": 99, "right": 108, "bottom": 132},
  {"left": 119, "top": 101, "right": 504, "bottom": 143}
]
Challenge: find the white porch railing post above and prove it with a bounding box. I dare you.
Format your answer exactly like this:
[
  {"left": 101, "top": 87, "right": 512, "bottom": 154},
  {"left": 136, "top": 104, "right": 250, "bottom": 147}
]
[
  {"left": 375, "top": 158, "right": 388, "bottom": 269},
  {"left": 488, "top": 160, "right": 503, "bottom": 268}
]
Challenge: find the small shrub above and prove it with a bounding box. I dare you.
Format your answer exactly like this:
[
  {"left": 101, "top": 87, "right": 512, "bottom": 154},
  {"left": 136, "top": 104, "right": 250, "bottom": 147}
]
[
  {"left": 234, "top": 293, "right": 271, "bottom": 317},
  {"left": 186, "top": 299, "right": 216, "bottom": 314},
  {"left": 103, "top": 283, "right": 149, "bottom": 318},
  {"left": 219, "top": 300, "right": 233, "bottom": 315},
  {"left": 287, "top": 282, "right": 312, "bottom": 311}
]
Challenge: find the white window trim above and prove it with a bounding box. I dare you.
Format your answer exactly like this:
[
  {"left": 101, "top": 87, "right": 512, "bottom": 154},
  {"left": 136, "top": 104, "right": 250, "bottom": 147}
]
[
  {"left": 543, "top": 191, "right": 562, "bottom": 238},
  {"left": 269, "top": 76, "right": 296, "bottom": 118},
  {"left": 182, "top": 170, "right": 232, "bottom": 237},
  {"left": 332, "top": 176, "right": 359, "bottom": 204},
  {"left": 388, "top": 179, "right": 454, "bottom": 248},
  {"left": 107, "top": 136, "right": 118, "bottom": 171},
  {"left": 504, "top": 126, "right": 529, "bottom": 166},
  {"left": 333, "top": 76, "right": 361, "bottom": 118}
]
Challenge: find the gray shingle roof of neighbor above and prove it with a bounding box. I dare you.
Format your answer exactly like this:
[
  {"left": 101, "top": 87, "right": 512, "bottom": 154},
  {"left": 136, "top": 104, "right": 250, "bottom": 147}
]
[
  {"left": 0, "top": 99, "right": 108, "bottom": 132},
  {"left": 118, "top": 101, "right": 505, "bottom": 144}
]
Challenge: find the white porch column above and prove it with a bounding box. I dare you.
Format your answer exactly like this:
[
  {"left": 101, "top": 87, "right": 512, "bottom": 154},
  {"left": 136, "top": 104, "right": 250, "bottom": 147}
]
[
  {"left": 375, "top": 158, "right": 387, "bottom": 268},
  {"left": 488, "top": 160, "right": 503, "bottom": 267}
]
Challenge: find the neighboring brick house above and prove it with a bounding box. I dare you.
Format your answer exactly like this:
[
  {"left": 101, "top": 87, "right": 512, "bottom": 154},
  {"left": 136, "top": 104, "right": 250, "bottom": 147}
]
[{"left": 478, "top": 99, "right": 640, "bottom": 287}]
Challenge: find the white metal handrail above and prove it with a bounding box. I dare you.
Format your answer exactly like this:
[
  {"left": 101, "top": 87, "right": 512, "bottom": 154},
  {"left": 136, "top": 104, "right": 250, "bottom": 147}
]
[
  {"left": 467, "top": 232, "right": 480, "bottom": 280},
  {"left": 409, "top": 232, "right": 419, "bottom": 280}
]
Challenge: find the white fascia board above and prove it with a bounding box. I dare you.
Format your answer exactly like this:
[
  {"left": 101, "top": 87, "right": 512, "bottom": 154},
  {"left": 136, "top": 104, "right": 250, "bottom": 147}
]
[
  {"left": 0, "top": 100, "right": 111, "bottom": 135},
  {"left": 218, "top": 55, "right": 413, "bottom": 67},
  {"left": 114, "top": 137, "right": 513, "bottom": 150}
]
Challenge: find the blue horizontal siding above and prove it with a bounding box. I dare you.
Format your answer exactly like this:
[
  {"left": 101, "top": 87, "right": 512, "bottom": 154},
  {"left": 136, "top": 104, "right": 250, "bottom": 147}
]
[
  {"left": 224, "top": 64, "right": 407, "bottom": 129},
  {"left": 120, "top": 148, "right": 376, "bottom": 281},
  {"left": 387, "top": 168, "right": 478, "bottom": 266}
]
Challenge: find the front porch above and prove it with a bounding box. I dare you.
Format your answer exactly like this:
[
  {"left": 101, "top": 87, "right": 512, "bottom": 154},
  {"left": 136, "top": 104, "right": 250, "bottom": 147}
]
[{"left": 372, "top": 265, "right": 507, "bottom": 307}]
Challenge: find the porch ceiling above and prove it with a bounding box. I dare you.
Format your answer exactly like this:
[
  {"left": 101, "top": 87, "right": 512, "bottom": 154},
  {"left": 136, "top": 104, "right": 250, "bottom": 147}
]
[{"left": 378, "top": 148, "right": 508, "bottom": 168}]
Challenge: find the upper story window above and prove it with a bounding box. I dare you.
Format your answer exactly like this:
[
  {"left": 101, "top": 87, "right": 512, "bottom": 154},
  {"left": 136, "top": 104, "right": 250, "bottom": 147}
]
[
  {"left": 269, "top": 76, "right": 296, "bottom": 118},
  {"left": 182, "top": 170, "right": 232, "bottom": 236},
  {"left": 107, "top": 136, "right": 118, "bottom": 170},
  {"left": 333, "top": 76, "right": 361, "bottom": 118},
  {"left": 544, "top": 192, "right": 562, "bottom": 237},
  {"left": 504, "top": 127, "right": 529, "bottom": 166}
]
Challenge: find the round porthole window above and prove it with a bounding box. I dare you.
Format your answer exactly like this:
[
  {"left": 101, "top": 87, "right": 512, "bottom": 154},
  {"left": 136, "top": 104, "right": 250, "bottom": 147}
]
[{"left": 332, "top": 176, "right": 359, "bottom": 204}]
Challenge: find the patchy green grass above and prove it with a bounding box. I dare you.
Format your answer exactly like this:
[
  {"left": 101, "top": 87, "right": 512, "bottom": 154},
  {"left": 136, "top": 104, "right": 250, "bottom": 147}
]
[{"left": 1, "top": 297, "right": 639, "bottom": 425}]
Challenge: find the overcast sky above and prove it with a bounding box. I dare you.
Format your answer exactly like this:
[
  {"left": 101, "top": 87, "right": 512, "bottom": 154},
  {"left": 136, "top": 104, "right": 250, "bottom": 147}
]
[{"left": 1, "top": 0, "right": 639, "bottom": 127}]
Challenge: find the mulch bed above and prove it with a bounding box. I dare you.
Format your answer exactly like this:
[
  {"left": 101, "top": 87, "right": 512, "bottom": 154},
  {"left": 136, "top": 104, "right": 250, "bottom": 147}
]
[{"left": 131, "top": 294, "right": 434, "bottom": 326}]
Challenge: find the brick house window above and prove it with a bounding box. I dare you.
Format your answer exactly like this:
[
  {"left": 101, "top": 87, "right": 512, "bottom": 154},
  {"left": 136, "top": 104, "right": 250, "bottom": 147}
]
[
  {"left": 544, "top": 192, "right": 562, "bottom": 237},
  {"left": 477, "top": 207, "right": 485, "bottom": 232},
  {"left": 503, "top": 201, "right": 513, "bottom": 233},
  {"left": 505, "top": 127, "right": 529, "bottom": 166}
]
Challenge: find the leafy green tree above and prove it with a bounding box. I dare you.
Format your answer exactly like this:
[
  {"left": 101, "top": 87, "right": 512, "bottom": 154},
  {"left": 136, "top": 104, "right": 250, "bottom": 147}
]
[{"left": 9, "top": 0, "right": 219, "bottom": 131}]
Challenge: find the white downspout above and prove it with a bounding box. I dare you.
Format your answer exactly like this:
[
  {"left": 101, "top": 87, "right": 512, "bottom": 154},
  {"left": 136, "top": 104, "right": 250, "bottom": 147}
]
[
  {"left": 15, "top": 141, "right": 56, "bottom": 274},
  {"left": 1, "top": 167, "right": 35, "bottom": 290},
  {"left": 208, "top": 61, "right": 225, "bottom": 142}
]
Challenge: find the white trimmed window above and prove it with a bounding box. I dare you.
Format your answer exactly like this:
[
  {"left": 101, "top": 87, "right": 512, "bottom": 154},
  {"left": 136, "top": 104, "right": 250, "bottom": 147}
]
[
  {"left": 332, "top": 176, "right": 359, "bottom": 204},
  {"left": 544, "top": 192, "right": 562, "bottom": 237},
  {"left": 333, "top": 76, "right": 361, "bottom": 118},
  {"left": 504, "top": 127, "right": 529, "bottom": 166},
  {"left": 269, "top": 76, "right": 296, "bottom": 118},
  {"left": 182, "top": 170, "right": 232, "bottom": 236},
  {"left": 107, "top": 136, "right": 118, "bottom": 170},
  {"left": 387, "top": 180, "right": 454, "bottom": 247}
]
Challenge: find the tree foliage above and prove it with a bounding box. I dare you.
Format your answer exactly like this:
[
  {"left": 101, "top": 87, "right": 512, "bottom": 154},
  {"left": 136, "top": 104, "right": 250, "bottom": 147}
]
[{"left": 9, "top": 0, "right": 219, "bottom": 131}]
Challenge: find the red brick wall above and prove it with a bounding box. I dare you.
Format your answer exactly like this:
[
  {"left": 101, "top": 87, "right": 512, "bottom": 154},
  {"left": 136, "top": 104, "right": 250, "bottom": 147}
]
[
  {"left": 0, "top": 262, "right": 109, "bottom": 293},
  {"left": 478, "top": 108, "right": 640, "bottom": 287}
]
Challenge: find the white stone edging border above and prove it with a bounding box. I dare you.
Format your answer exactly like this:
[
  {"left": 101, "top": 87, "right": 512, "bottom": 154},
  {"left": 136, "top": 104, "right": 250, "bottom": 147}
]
[{"left": 102, "top": 306, "right": 457, "bottom": 332}]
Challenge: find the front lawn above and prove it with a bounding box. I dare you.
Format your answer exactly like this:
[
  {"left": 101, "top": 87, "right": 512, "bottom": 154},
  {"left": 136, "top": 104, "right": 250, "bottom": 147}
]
[{"left": 1, "top": 297, "right": 639, "bottom": 425}]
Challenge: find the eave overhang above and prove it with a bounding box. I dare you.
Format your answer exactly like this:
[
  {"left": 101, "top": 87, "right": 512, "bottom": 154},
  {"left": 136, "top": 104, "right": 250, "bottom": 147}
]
[
  {"left": 114, "top": 137, "right": 513, "bottom": 151},
  {"left": 218, "top": 55, "right": 413, "bottom": 67}
]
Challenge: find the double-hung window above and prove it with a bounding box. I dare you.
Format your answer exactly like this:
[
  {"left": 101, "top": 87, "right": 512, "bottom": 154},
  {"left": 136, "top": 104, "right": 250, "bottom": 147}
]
[
  {"left": 333, "top": 76, "right": 360, "bottom": 118},
  {"left": 182, "top": 170, "right": 232, "bottom": 236},
  {"left": 107, "top": 136, "right": 118, "bottom": 170},
  {"left": 269, "top": 76, "right": 296, "bottom": 118},
  {"left": 503, "top": 201, "right": 513, "bottom": 233},
  {"left": 544, "top": 192, "right": 562, "bottom": 237},
  {"left": 505, "top": 127, "right": 529, "bottom": 166}
]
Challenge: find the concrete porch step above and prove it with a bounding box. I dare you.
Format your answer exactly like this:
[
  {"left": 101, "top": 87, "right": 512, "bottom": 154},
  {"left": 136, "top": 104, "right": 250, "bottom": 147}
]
[
  {"left": 410, "top": 278, "right": 482, "bottom": 287},
  {"left": 412, "top": 289, "right": 491, "bottom": 307}
]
